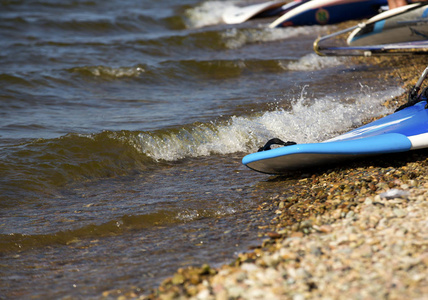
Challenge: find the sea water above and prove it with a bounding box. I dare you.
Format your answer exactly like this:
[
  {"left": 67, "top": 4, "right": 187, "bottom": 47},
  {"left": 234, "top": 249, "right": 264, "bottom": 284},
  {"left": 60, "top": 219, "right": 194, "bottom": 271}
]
[{"left": 0, "top": 0, "right": 403, "bottom": 298}]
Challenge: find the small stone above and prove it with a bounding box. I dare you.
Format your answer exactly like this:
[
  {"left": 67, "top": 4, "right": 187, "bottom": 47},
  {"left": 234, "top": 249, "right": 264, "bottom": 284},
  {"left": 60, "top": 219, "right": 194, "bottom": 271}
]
[
  {"left": 171, "top": 274, "right": 184, "bottom": 285},
  {"left": 228, "top": 286, "right": 245, "bottom": 298},
  {"left": 379, "top": 189, "right": 409, "bottom": 199},
  {"left": 393, "top": 208, "right": 407, "bottom": 218},
  {"left": 364, "top": 197, "right": 373, "bottom": 205},
  {"left": 267, "top": 231, "right": 282, "bottom": 239},
  {"left": 319, "top": 224, "right": 333, "bottom": 233},
  {"left": 290, "top": 232, "right": 304, "bottom": 238},
  {"left": 300, "top": 220, "right": 313, "bottom": 229},
  {"left": 293, "top": 293, "right": 305, "bottom": 300},
  {"left": 196, "top": 289, "right": 211, "bottom": 300},
  {"left": 346, "top": 210, "right": 355, "bottom": 218}
]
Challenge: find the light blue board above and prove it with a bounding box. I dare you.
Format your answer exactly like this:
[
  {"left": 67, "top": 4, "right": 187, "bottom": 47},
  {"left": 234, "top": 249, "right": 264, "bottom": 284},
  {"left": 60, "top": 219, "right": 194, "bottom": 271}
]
[{"left": 242, "top": 100, "right": 428, "bottom": 174}]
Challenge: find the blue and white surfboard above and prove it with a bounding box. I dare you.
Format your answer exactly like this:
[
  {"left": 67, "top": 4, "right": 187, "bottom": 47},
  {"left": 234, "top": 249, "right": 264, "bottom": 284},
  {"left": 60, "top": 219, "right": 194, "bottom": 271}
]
[
  {"left": 347, "top": 3, "right": 428, "bottom": 46},
  {"left": 242, "top": 100, "right": 428, "bottom": 174}
]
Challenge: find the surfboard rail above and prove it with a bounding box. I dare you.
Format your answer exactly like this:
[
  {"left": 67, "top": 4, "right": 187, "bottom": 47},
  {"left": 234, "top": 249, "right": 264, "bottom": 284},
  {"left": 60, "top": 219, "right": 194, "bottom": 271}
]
[{"left": 314, "top": 40, "right": 428, "bottom": 56}]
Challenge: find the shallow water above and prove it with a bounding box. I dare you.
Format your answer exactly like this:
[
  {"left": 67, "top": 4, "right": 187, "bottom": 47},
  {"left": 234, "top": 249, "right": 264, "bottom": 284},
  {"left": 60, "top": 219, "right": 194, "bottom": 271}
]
[{"left": 0, "top": 0, "right": 404, "bottom": 298}]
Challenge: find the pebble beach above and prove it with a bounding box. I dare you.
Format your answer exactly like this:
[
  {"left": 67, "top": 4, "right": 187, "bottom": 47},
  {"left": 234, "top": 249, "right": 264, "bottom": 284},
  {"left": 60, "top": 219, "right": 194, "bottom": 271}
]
[{"left": 137, "top": 56, "right": 428, "bottom": 299}]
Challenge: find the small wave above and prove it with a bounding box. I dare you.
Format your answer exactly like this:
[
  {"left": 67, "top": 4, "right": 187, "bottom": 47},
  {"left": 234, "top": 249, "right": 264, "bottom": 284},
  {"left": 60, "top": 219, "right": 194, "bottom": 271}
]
[
  {"left": 70, "top": 60, "right": 248, "bottom": 82},
  {"left": 0, "top": 73, "right": 34, "bottom": 87},
  {"left": 221, "top": 26, "right": 327, "bottom": 49},
  {"left": 70, "top": 65, "right": 145, "bottom": 78},
  {"left": 1, "top": 0, "right": 97, "bottom": 9},
  {"left": 129, "top": 25, "right": 327, "bottom": 54},
  {"left": 287, "top": 53, "right": 345, "bottom": 71},
  {"left": 148, "top": 30, "right": 226, "bottom": 52},
  {"left": 0, "top": 210, "right": 179, "bottom": 253},
  {"left": 72, "top": 59, "right": 290, "bottom": 83},
  {"left": 83, "top": 57, "right": 338, "bottom": 83},
  {"left": 137, "top": 86, "right": 404, "bottom": 161},
  {"left": 0, "top": 131, "right": 154, "bottom": 205},
  {"left": 3, "top": 13, "right": 151, "bottom": 37},
  {"left": 0, "top": 204, "right": 236, "bottom": 253},
  {"left": 184, "top": 0, "right": 235, "bottom": 28},
  {"left": 58, "top": 14, "right": 142, "bottom": 33}
]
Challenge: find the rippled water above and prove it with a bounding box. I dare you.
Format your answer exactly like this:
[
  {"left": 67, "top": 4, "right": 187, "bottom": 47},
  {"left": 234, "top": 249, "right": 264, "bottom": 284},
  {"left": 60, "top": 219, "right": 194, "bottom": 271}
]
[{"left": 1, "top": 0, "right": 404, "bottom": 298}]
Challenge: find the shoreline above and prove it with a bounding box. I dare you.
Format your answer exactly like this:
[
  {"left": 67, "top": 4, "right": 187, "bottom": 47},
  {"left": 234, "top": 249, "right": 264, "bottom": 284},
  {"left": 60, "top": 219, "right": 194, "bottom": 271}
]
[
  {"left": 139, "top": 47, "right": 428, "bottom": 299},
  {"left": 144, "top": 150, "right": 428, "bottom": 299}
]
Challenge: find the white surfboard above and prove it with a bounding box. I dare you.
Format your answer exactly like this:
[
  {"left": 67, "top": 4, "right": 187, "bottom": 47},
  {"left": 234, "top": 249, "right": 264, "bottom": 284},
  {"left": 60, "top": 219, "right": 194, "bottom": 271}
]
[
  {"left": 315, "top": 40, "right": 428, "bottom": 56},
  {"left": 223, "top": 1, "right": 290, "bottom": 24},
  {"left": 347, "top": 3, "right": 428, "bottom": 45}
]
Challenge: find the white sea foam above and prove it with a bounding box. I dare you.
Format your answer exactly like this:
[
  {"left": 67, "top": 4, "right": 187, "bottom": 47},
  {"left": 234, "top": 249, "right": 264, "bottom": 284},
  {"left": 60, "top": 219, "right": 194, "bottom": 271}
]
[
  {"left": 81, "top": 66, "right": 145, "bottom": 78},
  {"left": 287, "top": 53, "right": 345, "bottom": 71},
  {"left": 137, "top": 86, "right": 404, "bottom": 161},
  {"left": 221, "top": 26, "right": 326, "bottom": 49},
  {"left": 184, "top": 0, "right": 236, "bottom": 28}
]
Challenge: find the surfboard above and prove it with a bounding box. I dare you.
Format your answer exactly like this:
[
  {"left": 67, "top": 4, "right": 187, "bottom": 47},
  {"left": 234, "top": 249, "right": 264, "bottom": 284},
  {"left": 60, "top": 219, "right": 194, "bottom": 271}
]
[
  {"left": 315, "top": 40, "right": 428, "bottom": 56},
  {"left": 313, "top": 2, "right": 428, "bottom": 55},
  {"left": 242, "top": 99, "right": 428, "bottom": 174},
  {"left": 348, "top": 3, "right": 428, "bottom": 46},
  {"left": 269, "top": 0, "right": 388, "bottom": 28},
  {"left": 222, "top": 0, "right": 306, "bottom": 25}
]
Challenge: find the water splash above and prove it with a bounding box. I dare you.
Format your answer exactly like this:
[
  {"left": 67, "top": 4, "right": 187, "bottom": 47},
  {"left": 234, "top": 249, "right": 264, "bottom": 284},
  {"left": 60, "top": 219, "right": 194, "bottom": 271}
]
[
  {"left": 184, "top": 0, "right": 235, "bottom": 28},
  {"left": 137, "top": 86, "right": 404, "bottom": 161},
  {"left": 287, "top": 53, "right": 345, "bottom": 71}
]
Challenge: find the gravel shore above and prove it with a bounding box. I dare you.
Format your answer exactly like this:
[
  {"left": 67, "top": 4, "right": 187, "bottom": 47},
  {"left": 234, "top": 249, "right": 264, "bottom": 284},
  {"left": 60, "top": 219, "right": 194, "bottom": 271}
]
[{"left": 110, "top": 48, "right": 428, "bottom": 300}]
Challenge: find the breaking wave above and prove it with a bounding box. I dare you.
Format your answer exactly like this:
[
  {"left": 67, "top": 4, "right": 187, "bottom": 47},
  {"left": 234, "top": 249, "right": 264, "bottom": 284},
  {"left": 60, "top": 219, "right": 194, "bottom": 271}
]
[
  {"left": 287, "top": 53, "right": 345, "bottom": 71},
  {"left": 0, "top": 84, "right": 404, "bottom": 204}
]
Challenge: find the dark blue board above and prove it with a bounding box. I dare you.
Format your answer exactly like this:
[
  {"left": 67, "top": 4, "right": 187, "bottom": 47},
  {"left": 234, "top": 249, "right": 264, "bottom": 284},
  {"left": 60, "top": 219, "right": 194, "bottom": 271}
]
[
  {"left": 242, "top": 101, "right": 428, "bottom": 174},
  {"left": 270, "top": 0, "right": 388, "bottom": 28}
]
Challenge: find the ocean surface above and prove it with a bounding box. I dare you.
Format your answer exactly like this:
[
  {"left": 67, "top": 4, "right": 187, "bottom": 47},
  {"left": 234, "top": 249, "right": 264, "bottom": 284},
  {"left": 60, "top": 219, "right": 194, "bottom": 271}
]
[{"left": 0, "top": 0, "right": 404, "bottom": 298}]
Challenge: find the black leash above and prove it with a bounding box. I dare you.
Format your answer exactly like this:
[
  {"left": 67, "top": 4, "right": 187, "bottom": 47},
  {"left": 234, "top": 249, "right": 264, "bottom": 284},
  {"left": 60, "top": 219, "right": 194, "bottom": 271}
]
[
  {"left": 258, "top": 138, "right": 296, "bottom": 152},
  {"left": 395, "top": 66, "right": 428, "bottom": 112}
]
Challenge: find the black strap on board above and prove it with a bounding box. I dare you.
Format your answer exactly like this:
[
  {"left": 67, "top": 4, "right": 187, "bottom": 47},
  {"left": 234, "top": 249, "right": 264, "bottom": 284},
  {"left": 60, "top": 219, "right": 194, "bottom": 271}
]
[
  {"left": 395, "top": 66, "right": 428, "bottom": 112},
  {"left": 395, "top": 86, "right": 428, "bottom": 112},
  {"left": 258, "top": 138, "right": 296, "bottom": 152}
]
